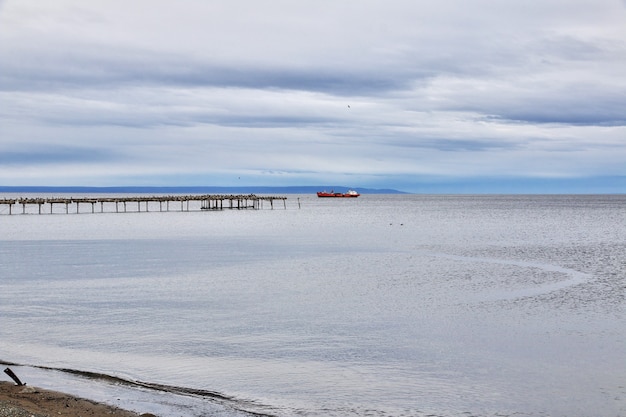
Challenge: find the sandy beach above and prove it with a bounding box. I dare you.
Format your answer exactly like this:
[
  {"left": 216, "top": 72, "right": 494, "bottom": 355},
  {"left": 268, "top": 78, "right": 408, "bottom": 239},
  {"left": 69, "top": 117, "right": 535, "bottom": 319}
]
[{"left": 0, "top": 381, "right": 155, "bottom": 417}]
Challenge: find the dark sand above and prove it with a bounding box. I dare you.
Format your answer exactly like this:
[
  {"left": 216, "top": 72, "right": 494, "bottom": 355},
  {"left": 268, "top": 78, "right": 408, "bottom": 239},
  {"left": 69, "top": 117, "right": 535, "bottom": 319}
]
[{"left": 0, "top": 382, "right": 156, "bottom": 417}]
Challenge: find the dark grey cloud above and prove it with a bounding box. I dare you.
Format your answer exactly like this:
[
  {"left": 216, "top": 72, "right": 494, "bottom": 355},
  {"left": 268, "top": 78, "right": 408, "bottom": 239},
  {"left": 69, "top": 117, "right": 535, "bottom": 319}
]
[
  {"left": 500, "top": 109, "right": 626, "bottom": 127},
  {"left": 0, "top": 145, "right": 120, "bottom": 165},
  {"left": 392, "top": 138, "right": 519, "bottom": 152},
  {"left": 198, "top": 114, "right": 339, "bottom": 129},
  {"left": 0, "top": 45, "right": 416, "bottom": 96},
  {"left": 449, "top": 91, "right": 626, "bottom": 127}
]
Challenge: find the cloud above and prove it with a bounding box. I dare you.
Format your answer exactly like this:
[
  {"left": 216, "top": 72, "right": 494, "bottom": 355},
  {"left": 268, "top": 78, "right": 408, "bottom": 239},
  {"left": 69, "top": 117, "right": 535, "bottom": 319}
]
[
  {"left": 0, "top": 0, "right": 625, "bottom": 191},
  {"left": 0, "top": 145, "right": 118, "bottom": 165},
  {"left": 1, "top": 42, "right": 416, "bottom": 97}
]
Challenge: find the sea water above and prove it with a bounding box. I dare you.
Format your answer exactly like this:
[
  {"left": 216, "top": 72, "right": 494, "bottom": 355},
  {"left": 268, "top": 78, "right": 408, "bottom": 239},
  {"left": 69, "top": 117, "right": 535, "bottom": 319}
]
[{"left": 0, "top": 194, "right": 625, "bottom": 417}]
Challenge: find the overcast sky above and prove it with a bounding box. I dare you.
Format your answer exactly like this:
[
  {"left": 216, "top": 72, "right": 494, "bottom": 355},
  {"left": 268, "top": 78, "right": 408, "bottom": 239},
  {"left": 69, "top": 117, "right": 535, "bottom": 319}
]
[{"left": 1, "top": 1, "right": 625, "bottom": 192}]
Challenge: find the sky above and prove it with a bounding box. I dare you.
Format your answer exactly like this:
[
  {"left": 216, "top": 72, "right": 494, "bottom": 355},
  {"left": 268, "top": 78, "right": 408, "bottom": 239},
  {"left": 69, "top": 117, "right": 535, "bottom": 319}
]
[{"left": 1, "top": 1, "right": 625, "bottom": 193}]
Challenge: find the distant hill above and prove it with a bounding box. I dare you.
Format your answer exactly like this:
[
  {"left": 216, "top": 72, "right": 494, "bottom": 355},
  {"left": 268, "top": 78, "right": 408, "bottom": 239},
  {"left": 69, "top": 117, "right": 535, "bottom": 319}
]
[{"left": 0, "top": 185, "right": 407, "bottom": 194}]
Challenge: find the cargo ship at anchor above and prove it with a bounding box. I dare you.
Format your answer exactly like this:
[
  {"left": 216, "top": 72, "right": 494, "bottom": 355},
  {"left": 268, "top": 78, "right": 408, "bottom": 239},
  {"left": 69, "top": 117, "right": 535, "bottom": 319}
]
[{"left": 316, "top": 190, "right": 360, "bottom": 198}]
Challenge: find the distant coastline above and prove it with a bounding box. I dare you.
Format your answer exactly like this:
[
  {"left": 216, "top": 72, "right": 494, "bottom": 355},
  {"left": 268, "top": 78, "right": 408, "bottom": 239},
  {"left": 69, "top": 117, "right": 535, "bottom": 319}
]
[{"left": 0, "top": 185, "right": 407, "bottom": 195}]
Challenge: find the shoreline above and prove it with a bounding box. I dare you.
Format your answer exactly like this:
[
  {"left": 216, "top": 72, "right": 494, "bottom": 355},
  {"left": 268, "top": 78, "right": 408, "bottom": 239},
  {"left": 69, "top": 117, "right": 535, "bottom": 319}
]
[
  {"left": 0, "top": 364, "right": 261, "bottom": 417},
  {"left": 0, "top": 381, "right": 155, "bottom": 417}
]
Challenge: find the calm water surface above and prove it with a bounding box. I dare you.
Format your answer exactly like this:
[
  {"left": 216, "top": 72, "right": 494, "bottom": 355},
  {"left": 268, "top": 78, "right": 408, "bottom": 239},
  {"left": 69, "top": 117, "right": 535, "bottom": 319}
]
[{"left": 1, "top": 194, "right": 625, "bottom": 417}]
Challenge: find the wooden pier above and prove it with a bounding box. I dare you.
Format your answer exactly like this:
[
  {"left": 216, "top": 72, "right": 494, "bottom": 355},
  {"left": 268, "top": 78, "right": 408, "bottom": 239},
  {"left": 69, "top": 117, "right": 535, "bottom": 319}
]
[{"left": 0, "top": 194, "right": 287, "bottom": 215}]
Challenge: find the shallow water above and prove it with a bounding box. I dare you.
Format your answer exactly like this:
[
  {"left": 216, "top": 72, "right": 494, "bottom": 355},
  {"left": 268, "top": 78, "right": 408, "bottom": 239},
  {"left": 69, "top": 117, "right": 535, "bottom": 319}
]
[{"left": 1, "top": 194, "right": 625, "bottom": 416}]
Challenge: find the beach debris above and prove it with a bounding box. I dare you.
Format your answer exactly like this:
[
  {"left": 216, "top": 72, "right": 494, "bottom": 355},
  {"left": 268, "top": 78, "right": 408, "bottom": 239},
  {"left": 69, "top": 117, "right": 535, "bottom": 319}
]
[{"left": 3, "top": 367, "right": 25, "bottom": 386}]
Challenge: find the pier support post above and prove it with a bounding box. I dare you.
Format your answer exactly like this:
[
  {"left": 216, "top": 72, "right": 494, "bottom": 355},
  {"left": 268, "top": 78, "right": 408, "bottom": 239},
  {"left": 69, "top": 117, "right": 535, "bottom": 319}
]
[{"left": 4, "top": 368, "right": 24, "bottom": 386}]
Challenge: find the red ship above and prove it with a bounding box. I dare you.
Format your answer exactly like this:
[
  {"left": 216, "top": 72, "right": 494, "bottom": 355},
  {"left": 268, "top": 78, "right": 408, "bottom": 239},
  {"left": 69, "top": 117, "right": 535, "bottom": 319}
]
[{"left": 316, "top": 190, "right": 360, "bottom": 198}]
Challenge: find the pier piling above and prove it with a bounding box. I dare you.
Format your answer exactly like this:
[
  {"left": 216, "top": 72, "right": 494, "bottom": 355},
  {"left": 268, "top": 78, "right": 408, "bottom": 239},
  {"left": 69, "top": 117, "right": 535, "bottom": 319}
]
[{"left": 4, "top": 368, "right": 24, "bottom": 386}]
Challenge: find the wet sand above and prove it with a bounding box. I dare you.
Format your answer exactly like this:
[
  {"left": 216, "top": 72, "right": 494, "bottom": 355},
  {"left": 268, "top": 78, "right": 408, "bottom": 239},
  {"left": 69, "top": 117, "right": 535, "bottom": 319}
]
[{"left": 0, "top": 382, "right": 156, "bottom": 417}]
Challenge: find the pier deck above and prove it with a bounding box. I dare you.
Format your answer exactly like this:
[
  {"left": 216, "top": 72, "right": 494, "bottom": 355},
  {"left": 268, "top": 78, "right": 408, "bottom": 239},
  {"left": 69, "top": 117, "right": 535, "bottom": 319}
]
[{"left": 0, "top": 194, "right": 287, "bottom": 215}]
